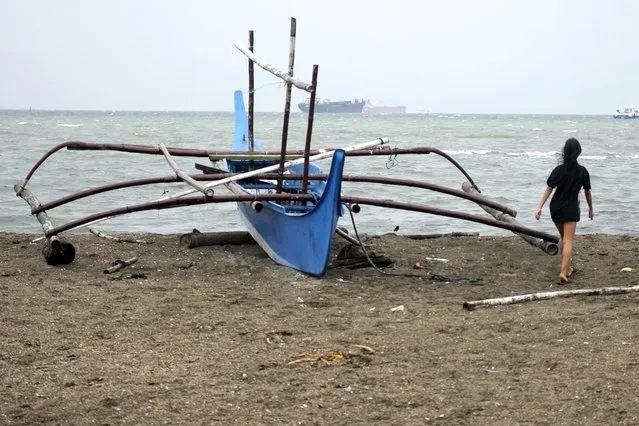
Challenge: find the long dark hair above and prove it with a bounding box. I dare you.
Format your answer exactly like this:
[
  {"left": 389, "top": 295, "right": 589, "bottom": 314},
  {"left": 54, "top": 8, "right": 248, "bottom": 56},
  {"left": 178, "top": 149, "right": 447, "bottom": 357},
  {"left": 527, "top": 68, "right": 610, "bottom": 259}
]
[{"left": 561, "top": 137, "right": 582, "bottom": 169}]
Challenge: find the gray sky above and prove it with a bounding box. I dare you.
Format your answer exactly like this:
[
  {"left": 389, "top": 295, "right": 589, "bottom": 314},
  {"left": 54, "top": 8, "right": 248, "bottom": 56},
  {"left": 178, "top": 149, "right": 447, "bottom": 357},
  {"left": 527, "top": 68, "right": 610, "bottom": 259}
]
[{"left": 1, "top": 0, "right": 637, "bottom": 114}]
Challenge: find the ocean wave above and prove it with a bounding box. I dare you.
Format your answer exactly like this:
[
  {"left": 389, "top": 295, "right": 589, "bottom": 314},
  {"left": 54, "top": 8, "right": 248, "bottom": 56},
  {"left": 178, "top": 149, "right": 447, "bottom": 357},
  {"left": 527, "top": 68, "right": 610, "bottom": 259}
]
[
  {"left": 563, "top": 129, "right": 578, "bottom": 133},
  {"left": 580, "top": 155, "right": 607, "bottom": 160},
  {"left": 506, "top": 151, "right": 555, "bottom": 158},
  {"left": 532, "top": 127, "right": 543, "bottom": 131},
  {"left": 57, "top": 123, "right": 83, "bottom": 128},
  {"left": 445, "top": 149, "right": 491, "bottom": 156}
]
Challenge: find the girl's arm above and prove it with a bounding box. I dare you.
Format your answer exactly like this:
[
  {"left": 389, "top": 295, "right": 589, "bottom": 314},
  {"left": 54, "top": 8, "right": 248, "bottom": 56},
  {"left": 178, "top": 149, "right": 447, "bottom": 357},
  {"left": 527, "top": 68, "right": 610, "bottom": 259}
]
[
  {"left": 534, "top": 186, "right": 554, "bottom": 220},
  {"left": 585, "top": 190, "right": 594, "bottom": 219}
]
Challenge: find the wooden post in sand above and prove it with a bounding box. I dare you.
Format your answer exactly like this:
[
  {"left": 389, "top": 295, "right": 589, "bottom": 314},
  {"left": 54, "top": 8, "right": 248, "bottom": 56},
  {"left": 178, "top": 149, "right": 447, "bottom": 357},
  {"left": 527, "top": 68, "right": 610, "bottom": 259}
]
[{"left": 461, "top": 181, "right": 559, "bottom": 256}]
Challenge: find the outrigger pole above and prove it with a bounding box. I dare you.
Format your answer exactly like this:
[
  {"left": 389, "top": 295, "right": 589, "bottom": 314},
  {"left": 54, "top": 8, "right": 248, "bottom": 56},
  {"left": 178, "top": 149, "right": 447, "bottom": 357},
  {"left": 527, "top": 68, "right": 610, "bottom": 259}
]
[{"left": 26, "top": 188, "right": 558, "bottom": 243}]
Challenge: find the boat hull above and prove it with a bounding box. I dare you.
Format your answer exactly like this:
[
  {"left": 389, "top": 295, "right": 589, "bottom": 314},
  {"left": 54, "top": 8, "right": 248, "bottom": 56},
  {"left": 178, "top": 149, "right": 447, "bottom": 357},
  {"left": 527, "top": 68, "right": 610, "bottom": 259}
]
[
  {"left": 229, "top": 90, "right": 344, "bottom": 276},
  {"left": 235, "top": 151, "right": 345, "bottom": 276}
]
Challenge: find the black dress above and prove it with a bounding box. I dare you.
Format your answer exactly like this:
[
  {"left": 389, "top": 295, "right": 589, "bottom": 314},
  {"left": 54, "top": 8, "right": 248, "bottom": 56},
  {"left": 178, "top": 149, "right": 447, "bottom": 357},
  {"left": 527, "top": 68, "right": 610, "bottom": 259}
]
[{"left": 546, "top": 164, "right": 592, "bottom": 223}]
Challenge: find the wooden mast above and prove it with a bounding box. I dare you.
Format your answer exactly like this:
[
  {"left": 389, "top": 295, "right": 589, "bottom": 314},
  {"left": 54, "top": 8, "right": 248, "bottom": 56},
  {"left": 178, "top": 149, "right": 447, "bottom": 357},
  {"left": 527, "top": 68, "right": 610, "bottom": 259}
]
[
  {"left": 248, "top": 30, "right": 255, "bottom": 151},
  {"left": 301, "top": 65, "right": 319, "bottom": 194},
  {"left": 276, "top": 17, "right": 297, "bottom": 193}
]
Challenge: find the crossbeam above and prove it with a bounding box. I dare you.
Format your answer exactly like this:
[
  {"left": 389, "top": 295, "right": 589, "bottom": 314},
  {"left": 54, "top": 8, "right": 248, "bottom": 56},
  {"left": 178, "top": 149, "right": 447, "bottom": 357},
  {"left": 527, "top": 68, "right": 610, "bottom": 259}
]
[{"left": 233, "top": 42, "right": 314, "bottom": 93}]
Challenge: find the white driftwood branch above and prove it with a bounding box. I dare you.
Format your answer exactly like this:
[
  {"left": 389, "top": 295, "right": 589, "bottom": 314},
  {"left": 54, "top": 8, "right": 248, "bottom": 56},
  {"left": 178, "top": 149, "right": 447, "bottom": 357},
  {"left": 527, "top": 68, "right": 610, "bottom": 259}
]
[
  {"left": 89, "top": 228, "right": 153, "bottom": 244},
  {"left": 233, "top": 42, "right": 314, "bottom": 93},
  {"left": 13, "top": 183, "right": 54, "bottom": 234},
  {"left": 159, "top": 143, "right": 214, "bottom": 197},
  {"left": 463, "top": 285, "right": 639, "bottom": 310},
  {"left": 159, "top": 138, "right": 389, "bottom": 201},
  {"left": 104, "top": 256, "right": 138, "bottom": 274}
]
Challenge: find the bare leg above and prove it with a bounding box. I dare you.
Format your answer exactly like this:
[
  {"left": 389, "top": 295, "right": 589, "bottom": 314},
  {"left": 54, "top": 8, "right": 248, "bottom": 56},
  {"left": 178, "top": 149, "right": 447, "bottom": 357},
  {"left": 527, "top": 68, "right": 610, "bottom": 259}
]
[
  {"left": 554, "top": 221, "right": 564, "bottom": 255},
  {"left": 559, "top": 222, "right": 577, "bottom": 282}
]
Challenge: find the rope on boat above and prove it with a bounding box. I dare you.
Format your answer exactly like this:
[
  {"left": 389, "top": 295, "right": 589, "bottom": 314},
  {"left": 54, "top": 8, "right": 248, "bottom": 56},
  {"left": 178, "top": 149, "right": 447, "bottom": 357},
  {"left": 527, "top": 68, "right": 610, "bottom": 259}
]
[{"left": 249, "top": 81, "right": 286, "bottom": 93}]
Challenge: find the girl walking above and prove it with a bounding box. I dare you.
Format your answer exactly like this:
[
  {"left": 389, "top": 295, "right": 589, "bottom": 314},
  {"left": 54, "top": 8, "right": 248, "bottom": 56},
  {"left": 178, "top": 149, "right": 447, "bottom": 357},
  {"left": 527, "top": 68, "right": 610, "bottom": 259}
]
[{"left": 535, "top": 138, "right": 594, "bottom": 283}]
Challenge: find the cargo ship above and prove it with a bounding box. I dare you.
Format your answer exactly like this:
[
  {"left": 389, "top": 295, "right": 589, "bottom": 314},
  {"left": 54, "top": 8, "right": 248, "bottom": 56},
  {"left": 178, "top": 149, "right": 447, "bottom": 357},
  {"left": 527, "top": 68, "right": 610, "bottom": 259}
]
[{"left": 298, "top": 97, "right": 366, "bottom": 113}]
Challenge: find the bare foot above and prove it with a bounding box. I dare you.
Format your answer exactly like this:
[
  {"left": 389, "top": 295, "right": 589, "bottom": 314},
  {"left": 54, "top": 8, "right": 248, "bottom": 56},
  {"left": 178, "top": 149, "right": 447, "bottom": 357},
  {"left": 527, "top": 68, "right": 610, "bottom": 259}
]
[
  {"left": 568, "top": 267, "right": 575, "bottom": 277},
  {"left": 559, "top": 274, "right": 570, "bottom": 284}
]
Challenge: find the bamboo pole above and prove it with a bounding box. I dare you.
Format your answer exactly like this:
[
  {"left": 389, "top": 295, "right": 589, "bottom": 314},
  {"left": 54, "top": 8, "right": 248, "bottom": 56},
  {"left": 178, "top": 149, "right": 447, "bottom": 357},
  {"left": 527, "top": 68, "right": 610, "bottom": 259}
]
[
  {"left": 40, "top": 190, "right": 559, "bottom": 242},
  {"left": 233, "top": 42, "right": 314, "bottom": 92},
  {"left": 13, "top": 184, "right": 56, "bottom": 236},
  {"left": 302, "top": 65, "right": 319, "bottom": 194},
  {"left": 463, "top": 285, "right": 639, "bottom": 310},
  {"left": 18, "top": 140, "right": 483, "bottom": 192},
  {"left": 13, "top": 183, "right": 75, "bottom": 264},
  {"left": 461, "top": 181, "right": 558, "bottom": 255},
  {"left": 158, "top": 144, "right": 214, "bottom": 197},
  {"left": 248, "top": 30, "right": 255, "bottom": 151},
  {"left": 276, "top": 17, "right": 297, "bottom": 194},
  {"left": 340, "top": 195, "right": 559, "bottom": 243},
  {"left": 156, "top": 138, "right": 388, "bottom": 201}
]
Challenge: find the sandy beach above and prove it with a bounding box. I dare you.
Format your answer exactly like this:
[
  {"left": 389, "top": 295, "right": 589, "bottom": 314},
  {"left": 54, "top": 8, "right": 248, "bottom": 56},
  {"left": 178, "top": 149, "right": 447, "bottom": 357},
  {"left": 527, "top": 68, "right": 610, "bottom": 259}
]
[{"left": 1, "top": 231, "right": 637, "bottom": 425}]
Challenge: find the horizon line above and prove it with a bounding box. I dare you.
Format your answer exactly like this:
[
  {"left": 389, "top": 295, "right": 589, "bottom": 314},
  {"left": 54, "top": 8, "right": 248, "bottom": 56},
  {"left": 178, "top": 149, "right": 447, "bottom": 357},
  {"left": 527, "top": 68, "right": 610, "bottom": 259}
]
[{"left": 0, "top": 108, "right": 613, "bottom": 116}]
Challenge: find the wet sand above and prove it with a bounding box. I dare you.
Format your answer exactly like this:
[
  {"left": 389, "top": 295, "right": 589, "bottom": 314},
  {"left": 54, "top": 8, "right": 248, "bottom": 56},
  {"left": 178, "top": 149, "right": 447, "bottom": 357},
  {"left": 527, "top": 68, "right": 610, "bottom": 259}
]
[{"left": 0, "top": 231, "right": 637, "bottom": 425}]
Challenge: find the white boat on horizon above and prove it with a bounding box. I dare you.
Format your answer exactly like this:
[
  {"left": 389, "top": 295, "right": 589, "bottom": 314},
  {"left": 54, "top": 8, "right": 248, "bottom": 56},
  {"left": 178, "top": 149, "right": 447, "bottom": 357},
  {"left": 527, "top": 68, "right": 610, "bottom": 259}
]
[{"left": 613, "top": 105, "right": 638, "bottom": 119}]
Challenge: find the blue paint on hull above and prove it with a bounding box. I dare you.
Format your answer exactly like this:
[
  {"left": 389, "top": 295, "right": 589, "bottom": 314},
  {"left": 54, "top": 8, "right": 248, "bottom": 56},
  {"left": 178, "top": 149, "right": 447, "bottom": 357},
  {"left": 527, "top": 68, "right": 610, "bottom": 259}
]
[{"left": 228, "top": 90, "right": 345, "bottom": 276}]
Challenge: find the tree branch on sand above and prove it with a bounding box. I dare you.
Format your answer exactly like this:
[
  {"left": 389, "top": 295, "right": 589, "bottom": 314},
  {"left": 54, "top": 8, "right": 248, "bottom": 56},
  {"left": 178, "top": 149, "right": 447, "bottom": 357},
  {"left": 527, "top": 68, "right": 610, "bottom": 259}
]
[
  {"left": 89, "top": 228, "right": 154, "bottom": 244},
  {"left": 463, "top": 285, "right": 639, "bottom": 310}
]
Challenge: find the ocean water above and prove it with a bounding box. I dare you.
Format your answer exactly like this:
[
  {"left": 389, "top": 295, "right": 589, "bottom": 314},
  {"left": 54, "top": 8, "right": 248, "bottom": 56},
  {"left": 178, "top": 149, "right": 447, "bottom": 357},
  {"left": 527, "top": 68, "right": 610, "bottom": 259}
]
[{"left": 1, "top": 109, "right": 637, "bottom": 237}]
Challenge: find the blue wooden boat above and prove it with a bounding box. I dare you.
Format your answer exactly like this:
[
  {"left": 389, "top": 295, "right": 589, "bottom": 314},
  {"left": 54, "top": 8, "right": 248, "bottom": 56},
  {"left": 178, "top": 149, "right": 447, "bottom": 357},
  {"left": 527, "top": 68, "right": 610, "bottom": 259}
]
[{"left": 223, "top": 90, "right": 346, "bottom": 276}]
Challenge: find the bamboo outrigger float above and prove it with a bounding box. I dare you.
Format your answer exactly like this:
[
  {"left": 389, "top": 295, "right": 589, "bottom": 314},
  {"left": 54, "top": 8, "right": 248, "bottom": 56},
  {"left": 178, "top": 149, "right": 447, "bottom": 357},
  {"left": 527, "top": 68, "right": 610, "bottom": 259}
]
[{"left": 14, "top": 17, "right": 559, "bottom": 275}]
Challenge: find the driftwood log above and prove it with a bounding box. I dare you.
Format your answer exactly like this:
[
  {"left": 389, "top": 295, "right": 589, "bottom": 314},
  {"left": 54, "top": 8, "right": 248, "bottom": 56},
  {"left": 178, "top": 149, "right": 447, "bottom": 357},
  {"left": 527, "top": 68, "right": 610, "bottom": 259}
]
[
  {"left": 397, "top": 232, "right": 479, "bottom": 240},
  {"left": 104, "top": 257, "right": 139, "bottom": 274},
  {"left": 13, "top": 183, "right": 76, "bottom": 265},
  {"left": 333, "top": 243, "right": 394, "bottom": 269},
  {"left": 179, "top": 231, "right": 257, "bottom": 248},
  {"left": 89, "top": 228, "right": 154, "bottom": 244},
  {"left": 463, "top": 285, "right": 639, "bottom": 310},
  {"left": 462, "top": 181, "right": 559, "bottom": 255}
]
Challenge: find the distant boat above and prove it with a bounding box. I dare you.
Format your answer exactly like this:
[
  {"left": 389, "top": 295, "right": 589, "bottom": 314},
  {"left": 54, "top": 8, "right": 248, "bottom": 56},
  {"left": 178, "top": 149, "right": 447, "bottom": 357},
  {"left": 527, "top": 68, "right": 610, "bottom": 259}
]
[
  {"left": 298, "top": 97, "right": 366, "bottom": 113},
  {"left": 362, "top": 101, "right": 406, "bottom": 115},
  {"left": 613, "top": 105, "right": 638, "bottom": 119}
]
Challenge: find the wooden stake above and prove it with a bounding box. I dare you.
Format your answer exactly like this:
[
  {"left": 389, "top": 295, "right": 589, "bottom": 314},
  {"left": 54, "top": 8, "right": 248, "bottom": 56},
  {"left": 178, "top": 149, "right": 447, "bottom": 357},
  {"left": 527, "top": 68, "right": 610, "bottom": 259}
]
[
  {"left": 302, "top": 65, "right": 319, "bottom": 194},
  {"left": 463, "top": 285, "right": 639, "bottom": 310},
  {"left": 248, "top": 30, "right": 255, "bottom": 151},
  {"left": 276, "top": 17, "right": 297, "bottom": 193}
]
